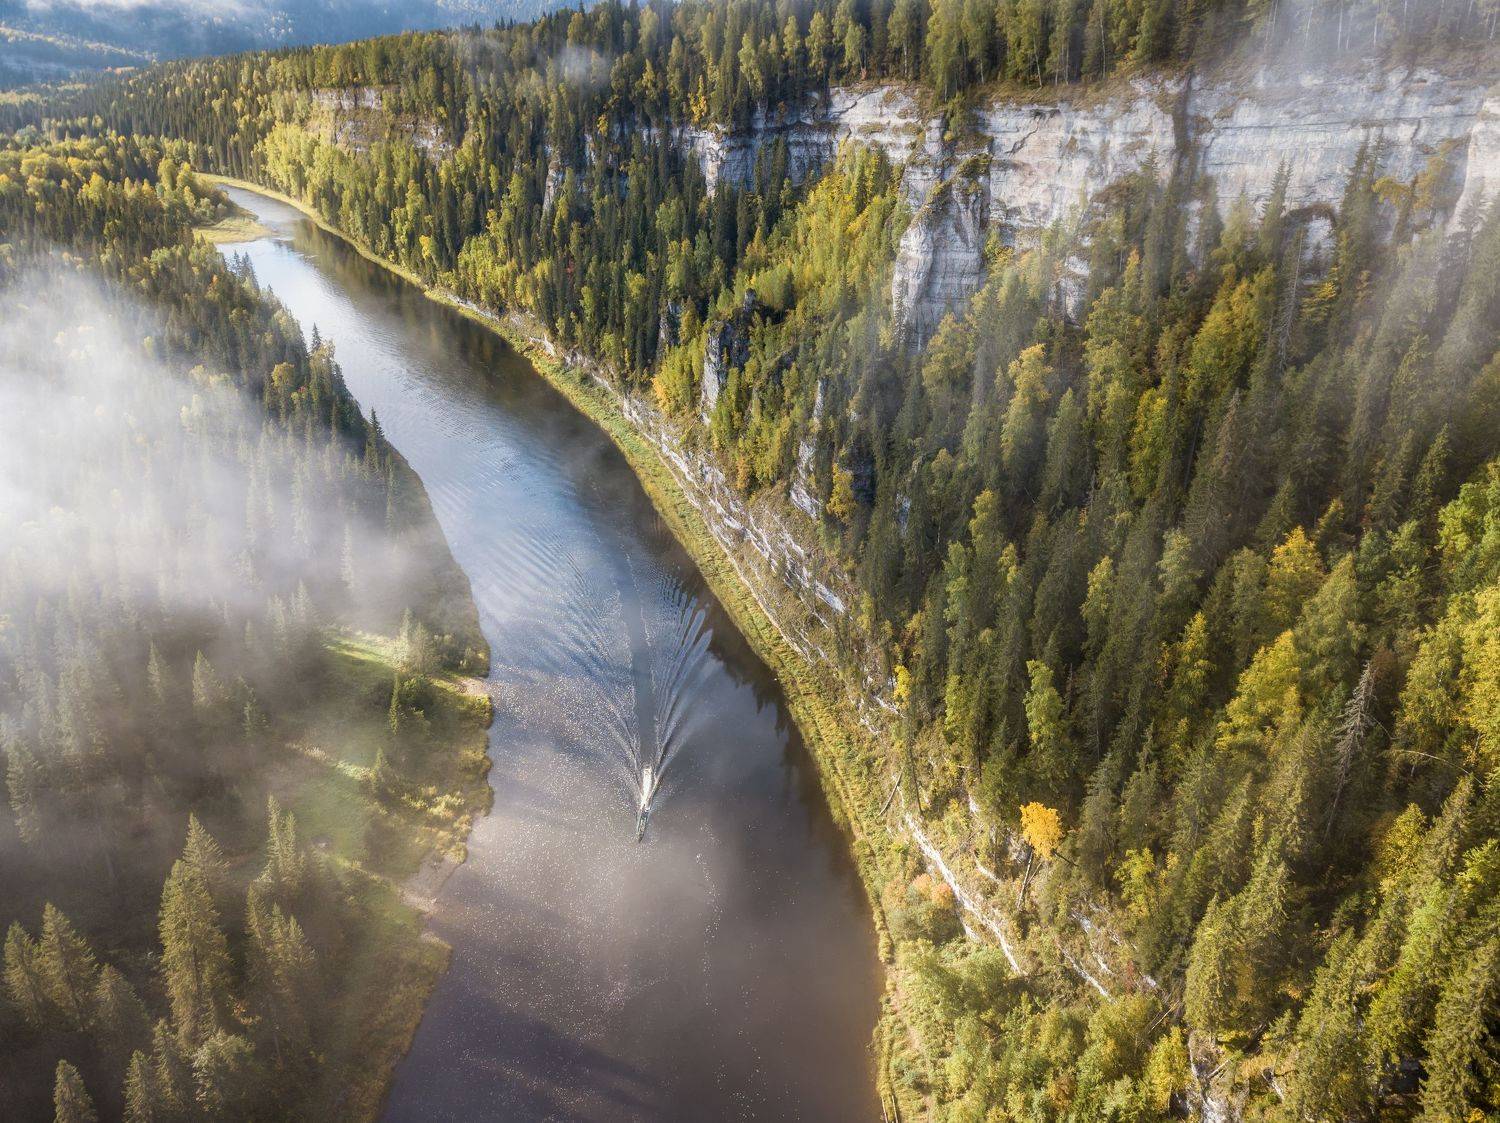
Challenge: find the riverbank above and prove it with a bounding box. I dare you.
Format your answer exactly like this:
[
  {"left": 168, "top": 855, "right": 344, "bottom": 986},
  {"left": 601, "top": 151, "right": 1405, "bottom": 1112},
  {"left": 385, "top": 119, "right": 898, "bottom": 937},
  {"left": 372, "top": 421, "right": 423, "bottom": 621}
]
[
  {"left": 287, "top": 631, "right": 493, "bottom": 1120},
  {"left": 202, "top": 173, "right": 913, "bottom": 1119},
  {"left": 195, "top": 204, "right": 271, "bottom": 243},
  {"left": 199, "top": 190, "right": 498, "bottom": 1115}
]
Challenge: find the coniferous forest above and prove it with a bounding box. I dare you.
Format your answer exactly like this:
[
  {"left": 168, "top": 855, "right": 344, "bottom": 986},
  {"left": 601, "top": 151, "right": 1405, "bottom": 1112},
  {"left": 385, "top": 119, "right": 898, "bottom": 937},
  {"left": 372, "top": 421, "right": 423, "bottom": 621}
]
[
  {"left": 2, "top": 0, "right": 1499, "bottom": 1119},
  {"left": 0, "top": 137, "right": 492, "bottom": 1117}
]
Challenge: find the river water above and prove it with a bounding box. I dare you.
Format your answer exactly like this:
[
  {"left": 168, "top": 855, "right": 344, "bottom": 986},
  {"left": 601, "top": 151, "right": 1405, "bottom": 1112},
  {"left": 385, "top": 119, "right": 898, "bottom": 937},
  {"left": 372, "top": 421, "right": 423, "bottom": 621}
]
[{"left": 219, "top": 188, "right": 881, "bottom": 1122}]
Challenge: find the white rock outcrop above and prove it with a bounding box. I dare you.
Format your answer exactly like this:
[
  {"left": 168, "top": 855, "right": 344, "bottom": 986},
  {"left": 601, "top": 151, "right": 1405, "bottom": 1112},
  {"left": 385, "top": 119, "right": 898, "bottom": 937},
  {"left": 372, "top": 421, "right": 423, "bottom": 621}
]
[
  {"left": 676, "top": 85, "right": 930, "bottom": 194},
  {"left": 978, "top": 77, "right": 1179, "bottom": 240},
  {"left": 1189, "top": 67, "right": 1489, "bottom": 215},
  {"left": 670, "top": 64, "right": 1499, "bottom": 341},
  {"left": 892, "top": 170, "right": 991, "bottom": 342},
  {"left": 1452, "top": 90, "right": 1500, "bottom": 225}
]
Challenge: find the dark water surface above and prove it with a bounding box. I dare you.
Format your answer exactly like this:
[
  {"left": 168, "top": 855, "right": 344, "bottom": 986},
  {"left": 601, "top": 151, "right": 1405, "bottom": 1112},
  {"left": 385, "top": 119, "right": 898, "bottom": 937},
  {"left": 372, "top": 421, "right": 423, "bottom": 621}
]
[{"left": 219, "top": 188, "right": 881, "bottom": 1122}]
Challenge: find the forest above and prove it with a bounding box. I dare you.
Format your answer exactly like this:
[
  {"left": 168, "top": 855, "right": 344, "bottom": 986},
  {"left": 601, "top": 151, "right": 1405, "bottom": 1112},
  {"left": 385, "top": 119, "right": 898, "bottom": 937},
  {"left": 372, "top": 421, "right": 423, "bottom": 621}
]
[
  {"left": 0, "top": 136, "right": 492, "bottom": 1118},
  {"left": 2, "top": 0, "right": 1499, "bottom": 1118}
]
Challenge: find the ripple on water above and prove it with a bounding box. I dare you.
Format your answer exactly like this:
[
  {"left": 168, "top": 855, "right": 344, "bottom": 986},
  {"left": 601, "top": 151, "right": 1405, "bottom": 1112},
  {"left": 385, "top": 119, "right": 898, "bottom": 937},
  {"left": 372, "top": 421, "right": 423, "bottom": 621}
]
[{"left": 220, "top": 186, "right": 883, "bottom": 1123}]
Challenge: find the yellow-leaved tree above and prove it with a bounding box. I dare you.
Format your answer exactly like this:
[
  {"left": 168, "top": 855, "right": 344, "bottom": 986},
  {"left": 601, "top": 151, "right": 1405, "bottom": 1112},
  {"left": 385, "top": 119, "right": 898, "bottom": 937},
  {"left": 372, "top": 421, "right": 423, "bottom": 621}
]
[
  {"left": 1019, "top": 801, "right": 1063, "bottom": 860},
  {"left": 1016, "top": 801, "right": 1064, "bottom": 906}
]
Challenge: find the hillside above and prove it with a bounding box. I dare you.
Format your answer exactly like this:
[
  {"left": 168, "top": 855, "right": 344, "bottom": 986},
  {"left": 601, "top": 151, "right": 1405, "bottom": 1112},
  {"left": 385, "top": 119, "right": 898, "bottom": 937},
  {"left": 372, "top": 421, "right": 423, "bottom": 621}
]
[
  {"left": 13, "top": 1, "right": 1500, "bottom": 1117},
  {"left": 0, "top": 0, "right": 568, "bottom": 86}
]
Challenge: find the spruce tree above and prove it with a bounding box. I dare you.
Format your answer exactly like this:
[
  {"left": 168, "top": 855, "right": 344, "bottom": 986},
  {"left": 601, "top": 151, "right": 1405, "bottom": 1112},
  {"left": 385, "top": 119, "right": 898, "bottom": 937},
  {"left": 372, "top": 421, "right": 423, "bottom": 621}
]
[
  {"left": 259, "top": 796, "right": 307, "bottom": 904},
  {"left": 191, "top": 1031, "right": 259, "bottom": 1118},
  {"left": 1417, "top": 930, "right": 1500, "bottom": 1121},
  {"left": 52, "top": 1060, "right": 97, "bottom": 1123},
  {"left": 4, "top": 920, "right": 52, "bottom": 1028},
  {"left": 182, "top": 815, "right": 229, "bottom": 905},
  {"left": 149, "top": 1018, "right": 193, "bottom": 1117},
  {"left": 158, "top": 859, "right": 230, "bottom": 1044},
  {"left": 123, "top": 1050, "right": 163, "bottom": 1123},
  {"left": 39, "top": 904, "right": 98, "bottom": 1031},
  {"left": 93, "top": 965, "right": 151, "bottom": 1067},
  {"left": 146, "top": 642, "right": 169, "bottom": 706}
]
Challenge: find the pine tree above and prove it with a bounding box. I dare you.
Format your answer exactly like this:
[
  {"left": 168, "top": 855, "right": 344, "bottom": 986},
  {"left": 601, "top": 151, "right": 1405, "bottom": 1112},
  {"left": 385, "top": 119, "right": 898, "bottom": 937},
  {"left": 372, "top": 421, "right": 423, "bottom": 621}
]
[
  {"left": 246, "top": 885, "right": 317, "bottom": 1063},
  {"left": 123, "top": 1050, "right": 163, "bottom": 1123},
  {"left": 999, "top": 344, "right": 1052, "bottom": 494},
  {"left": 1417, "top": 931, "right": 1500, "bottom": 1122},
  {"left": 39, "top": 904, "right": 97, "bottom": 1031},
  {"left": 93, "top": 965, "right": 151, "bottom": 1067},
  {"left": 1022, "top": 659, "right": 1069, "bottom": 793},
  {"left": 4, "top": 920, "right": 52, "bottom": 1027},
  {"left": 1264, "top": 526, "right": 1326, "bottom": 632},
  {"left": 182, "top": 815, "right": 228, "bottom": 903},
  {"left": 146, "top": 642, "right": 169, "bottom": 706},
  {"left": 52, "top": 1060, "right": 97, "bottom": 1123},
  {"left": 6, "top": 736, "right": 43, "bottom": 844},
  {"left": 259, "top": 795, "right": 307, "bottom": 904},
  {"left": 1286, "top": 932, "right": 1374, "bottom": 1120},
  {"left": 191, "top": 1031, "right": 259, "bottom": 1118},
  {"left": 158, "top": 859, "right": 230, "bottom": 1044},
  {"left": 1185, "top": 842, "right": 1290, "bottom": 1038},
  {"left": 1183, "top": 892, "right": 1236, "bottom": 1035},
  {"left": 1460, "top": 582, "right": 1500, "bottom": 773},
  {"left": 191, "top": 651, "right": 227, "bottom": 719},
  {"left": 149, "top": 1018, "right": 193, "bottom": 1117}
]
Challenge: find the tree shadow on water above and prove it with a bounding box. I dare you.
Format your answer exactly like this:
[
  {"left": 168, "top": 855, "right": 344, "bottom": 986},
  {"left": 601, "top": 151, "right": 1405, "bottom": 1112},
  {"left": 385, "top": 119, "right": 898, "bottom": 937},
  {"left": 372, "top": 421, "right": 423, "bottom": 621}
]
[{"left": 387, "top": 1006, "right": 662, "bottom": 1122}]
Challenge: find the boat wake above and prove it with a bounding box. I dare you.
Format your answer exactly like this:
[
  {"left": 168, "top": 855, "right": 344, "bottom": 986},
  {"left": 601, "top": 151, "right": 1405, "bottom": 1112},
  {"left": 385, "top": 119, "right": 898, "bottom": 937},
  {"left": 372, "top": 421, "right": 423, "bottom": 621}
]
[{"left": 629, "top": 570, "right": 713, "bottom": 840}]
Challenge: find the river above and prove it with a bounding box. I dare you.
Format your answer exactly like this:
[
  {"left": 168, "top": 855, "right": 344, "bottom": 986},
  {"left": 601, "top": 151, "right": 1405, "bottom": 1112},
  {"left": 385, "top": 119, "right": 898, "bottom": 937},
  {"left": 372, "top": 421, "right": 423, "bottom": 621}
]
[{"left": 218, "top": 187, "right": 882, "bottom": 1122}]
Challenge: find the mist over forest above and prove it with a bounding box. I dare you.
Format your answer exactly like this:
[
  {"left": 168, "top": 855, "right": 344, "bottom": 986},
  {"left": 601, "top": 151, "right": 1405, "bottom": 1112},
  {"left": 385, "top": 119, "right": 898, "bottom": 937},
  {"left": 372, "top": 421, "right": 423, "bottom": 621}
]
[
  {"left": 0, "top": 0, "right": 572, "bottom": 87},
  {"left": 1, "top": 0, "right": 1500, "bottom": 1118},
  {"left": 0, "top": 142, "right": 492, "bottom": 1118}
]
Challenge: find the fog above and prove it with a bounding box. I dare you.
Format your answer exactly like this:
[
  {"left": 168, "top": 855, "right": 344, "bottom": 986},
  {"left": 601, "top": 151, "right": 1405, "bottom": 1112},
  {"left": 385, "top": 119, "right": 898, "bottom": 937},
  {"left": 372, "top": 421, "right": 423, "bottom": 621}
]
[
  {"left": 1, "top": 273, "right": 282, "bottom": 617},
  {"left": 0, "top": 0, "right": 570, "bottom": 62},
  {"left": 0, "top": 268, "right": 432, "bottom": 628},
  {"left": 0, "top": 263, "right": 450, "bottom": 943},
  {"left": 1244, "top": 0, "right": 1496, "bottom": 72}
]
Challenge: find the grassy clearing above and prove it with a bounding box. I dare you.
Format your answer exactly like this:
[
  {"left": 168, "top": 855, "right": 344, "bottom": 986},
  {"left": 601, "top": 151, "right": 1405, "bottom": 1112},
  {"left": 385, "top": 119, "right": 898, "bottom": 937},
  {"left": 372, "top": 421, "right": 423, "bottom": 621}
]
[
  {"left": 262, "top": 629, "right": 491, "bottom": 1118},
  {"left": 302, "top": 867, "right": 451, "bottom": 1120},
  {"left": 275, "top": 631, "right": 492, "bottom": 869}
]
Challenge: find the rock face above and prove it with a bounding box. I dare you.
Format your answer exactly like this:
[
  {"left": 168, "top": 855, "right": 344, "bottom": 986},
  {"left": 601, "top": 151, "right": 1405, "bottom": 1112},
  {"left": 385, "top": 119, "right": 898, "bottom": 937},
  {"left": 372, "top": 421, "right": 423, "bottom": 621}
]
[
  {"left": 893, "top": 167, "right": 991, "bottom": 342},
  {"left": 1453, "top": 91, "right": 1500, "bottom": 224},
  {"left": 700, "top": 289, "right": 757, "bottom": 422},
  {"left": 1187, "top": 67, "right": 1488, "bottom": 215},
  {"left": 977, "top": 77, "right": 1179, "bottom": 241},
  {"left": 790, "top": 379, "right": 826, "bottom": 519},
  {"left": 676, "top": 85, "right": 930, "bottom": 194},
  {"left": 673, "top": 64, "right": 1499, "bottom": 340},
  {"left": 308, "top": 86, "right": 452, "bottom": 159}
]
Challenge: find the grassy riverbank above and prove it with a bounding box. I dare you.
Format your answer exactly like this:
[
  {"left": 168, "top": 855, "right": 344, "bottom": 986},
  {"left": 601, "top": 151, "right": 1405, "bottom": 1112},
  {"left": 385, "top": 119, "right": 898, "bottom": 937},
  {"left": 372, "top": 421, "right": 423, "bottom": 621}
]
[
  {"left": 194, "top": 204, "right": 271, "bottom": 243},
  {"left": 202, "top": 173, "right": 912, "bottom": 1118},
  {"left": 281, "top": 631, "right": 492, "bottom": 1120}
]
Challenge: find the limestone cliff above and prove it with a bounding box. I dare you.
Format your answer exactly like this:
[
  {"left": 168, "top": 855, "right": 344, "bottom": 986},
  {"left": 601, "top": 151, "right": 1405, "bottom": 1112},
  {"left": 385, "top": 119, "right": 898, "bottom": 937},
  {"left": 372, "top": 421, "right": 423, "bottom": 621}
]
[{"left": 675, "top": 62, "right": 1499, "bottom": 342}]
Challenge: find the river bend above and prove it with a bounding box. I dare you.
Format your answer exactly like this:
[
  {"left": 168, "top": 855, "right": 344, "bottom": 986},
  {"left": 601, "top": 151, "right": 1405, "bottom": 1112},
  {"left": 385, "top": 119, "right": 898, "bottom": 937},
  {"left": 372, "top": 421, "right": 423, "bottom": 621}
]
[{"left": 220, "top": 187, "right": 881, "bottom": 1123}]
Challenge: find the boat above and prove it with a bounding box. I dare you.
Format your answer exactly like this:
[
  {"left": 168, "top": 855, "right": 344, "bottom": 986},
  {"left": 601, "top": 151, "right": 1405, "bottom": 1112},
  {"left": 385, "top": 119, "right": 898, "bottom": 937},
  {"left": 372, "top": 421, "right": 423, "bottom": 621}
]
[{"left": 636, "top": 764, "right": 654, "bottom": 841}]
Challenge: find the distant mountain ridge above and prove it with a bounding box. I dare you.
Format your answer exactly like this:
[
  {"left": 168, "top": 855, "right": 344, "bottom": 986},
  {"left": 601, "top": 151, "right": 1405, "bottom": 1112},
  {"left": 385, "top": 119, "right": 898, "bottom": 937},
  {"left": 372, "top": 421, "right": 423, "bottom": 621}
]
[{"left": 0, "top": 0, "right": 566, "bottom": 84}]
